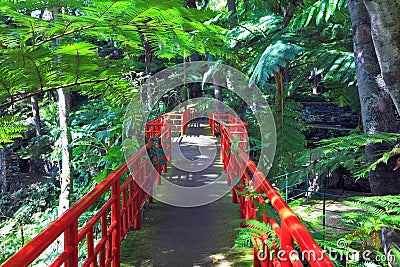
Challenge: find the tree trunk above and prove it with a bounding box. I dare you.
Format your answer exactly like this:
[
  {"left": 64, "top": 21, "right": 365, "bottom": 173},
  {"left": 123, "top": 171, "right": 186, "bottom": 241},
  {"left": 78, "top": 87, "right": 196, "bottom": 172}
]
[
  {"left": 144, "top": 40, "right": 151, "bottom": 76},
  {"left": 182, "top": 52, "right": 189, "bottom": 103},
  {"left": 363, "top": 0, "right": 400, "bottom": 116},
  {"left": 347, "top": 0, "right": 400, "bottom": 196},
  {"left": 188, "top": 52, "right": 201, "bottom": 98},
  {"left": 227, "top": 0, "right": 237, "bottom": 24},
  {"left": 347, "top": 0, "right": 395, "bottom": 131},
  {"left": 57, "top": 88, "right": 72, "bottom": 217},
  {"left": 282, "top": 0, "right": 303, "bottom": 28},
  {"left": 348, "top": 2, "right": 400, "bottom": 265},
  {"left": 143, "top": 38, "right": 153, "bottom": 108},
  {"left": 274, "top": 69, "right": 284, "bottom": 107},
  {"left": 30, "top": 95, "right": 41, "bottom": 150},
  {"left": 186, "top": 0, "right": 196, "bottom": 8},
  {"left": 185, "top": 0, "right": 202, "bottom": 100},
  {"left": 273, "top": 69, "right": 285, "bottom": 144},
  {"left": 380, "top": 228, "right": 400, "bottom": 267},
  {"left": 0, "top": 148, "right": 6, "bottom": 192},
  {"left": 214, "top": 84, "right": 223, "bottom": 113}
]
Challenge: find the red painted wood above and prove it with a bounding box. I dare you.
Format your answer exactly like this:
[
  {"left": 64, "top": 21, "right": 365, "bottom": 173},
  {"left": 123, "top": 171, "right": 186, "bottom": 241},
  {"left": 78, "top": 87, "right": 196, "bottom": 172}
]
[
  {"left": 3, "top": 110, "right": 332, "bottom": 267},
  {"left": 65, "top": 220, "right": 79, "bottom": 267},
  {"left": 210, "top": 112, "right": 334, "bottom": 267},
  {"left": 111, "top": 180, "right": 121, "bottom": 267},
  {"left": 1, "top": 128, "right": 164, "bottom": 267}
]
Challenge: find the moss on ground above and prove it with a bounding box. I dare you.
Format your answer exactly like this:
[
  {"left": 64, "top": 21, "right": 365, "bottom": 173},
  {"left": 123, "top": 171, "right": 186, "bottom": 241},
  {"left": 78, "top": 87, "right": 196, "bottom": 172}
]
[{"left": 120, "top": 196, "right": 252, "bottom": 267}]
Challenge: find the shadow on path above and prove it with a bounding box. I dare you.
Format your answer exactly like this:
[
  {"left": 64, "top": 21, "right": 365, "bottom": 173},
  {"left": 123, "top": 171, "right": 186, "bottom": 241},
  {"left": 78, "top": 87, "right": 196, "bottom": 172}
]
[
  {"left": 166, "top": 121, "right": 223, "bottom": 188},
  {"left": 120, "top": 122, "right": 252, "bottom": 267}
]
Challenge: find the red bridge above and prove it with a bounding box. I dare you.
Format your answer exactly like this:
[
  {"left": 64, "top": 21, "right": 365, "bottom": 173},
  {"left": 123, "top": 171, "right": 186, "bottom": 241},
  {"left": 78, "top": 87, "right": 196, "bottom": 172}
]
[{"left": 1, "top": 108, "right": 334, "bottom": 267}]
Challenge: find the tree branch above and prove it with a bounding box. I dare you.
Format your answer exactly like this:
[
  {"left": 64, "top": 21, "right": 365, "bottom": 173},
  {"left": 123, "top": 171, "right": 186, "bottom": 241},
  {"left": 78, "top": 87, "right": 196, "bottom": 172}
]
[
  {"left": 0, "top": 78, "right": 109, "bottom": 109},
  {"left": 33, "top": 25, "right": 95, "bottom": 47},
  {"left": 230, "top": 22, "right": 265, "bottom": 38}
]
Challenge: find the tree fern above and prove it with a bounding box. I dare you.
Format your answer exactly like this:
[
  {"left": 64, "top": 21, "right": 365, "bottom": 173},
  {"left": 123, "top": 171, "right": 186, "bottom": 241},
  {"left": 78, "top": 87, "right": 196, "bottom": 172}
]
[
  {"left": 0, "top": 0, "right": 228, "bottom": 107},
  {"left": 300, "top": 132, "right": 400, "bottom": 178},
  {"left": 249, "top": 40, "right": 304, "bottom": 86},
  {"left": 226, "top": 13, "right": 283, "bottom": 48},
  {"left": 287, "top": 0, "right": 356, "bottom": 105},
  {"left": 269, "top": 101, "right": 307, "bottom": 178},
  {"left": 234, "top": 219, "right": 280, "bottom": 256},
  {"left": 333, "top": 195, "right": 400, "bottom": 266},
  {"left": 290, "top": 0, "right": 348, "bottom": 30},
  {"left": 343, "top": 196, "right": 400, "bottom": 230},
  {"left": 306, "top": 196, "right": 400, "bottom": 266}
]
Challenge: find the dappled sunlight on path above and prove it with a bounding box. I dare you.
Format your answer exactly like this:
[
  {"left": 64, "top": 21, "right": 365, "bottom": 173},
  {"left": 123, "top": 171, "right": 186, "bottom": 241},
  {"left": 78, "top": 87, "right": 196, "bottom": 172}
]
[{"left": 120, "top": 122, "right": 252, "bottom": 267}]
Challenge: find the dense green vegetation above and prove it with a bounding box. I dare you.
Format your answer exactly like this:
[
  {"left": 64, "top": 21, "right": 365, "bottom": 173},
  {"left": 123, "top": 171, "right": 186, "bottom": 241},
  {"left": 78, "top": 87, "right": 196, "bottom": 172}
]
[{"left": 0, "top": 0, "right": 399, "bottom": 266}]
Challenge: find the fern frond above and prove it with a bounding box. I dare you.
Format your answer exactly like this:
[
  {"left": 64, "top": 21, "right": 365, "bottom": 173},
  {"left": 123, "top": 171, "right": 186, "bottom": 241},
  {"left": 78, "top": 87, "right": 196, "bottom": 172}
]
[
  {"left": 0, "top": 0, "right": 228, "bottom": 107},
  {"left": 235, "top": 219, "right": 280, "bottom": 253},
  {"left": 249, "top": 41, "right": 304, "bottom": 86},
  {"left": 290, "top": 0, "right": 348, "bottom": 30},
  {"left": 269, "top": 101, "right": 307, "bottom": 177},
  {"left": 0, "top": 115, "right": 26, "bottom": 147},
  {"left": 300, "top": 132, "right": 400, "bottom": 178}
]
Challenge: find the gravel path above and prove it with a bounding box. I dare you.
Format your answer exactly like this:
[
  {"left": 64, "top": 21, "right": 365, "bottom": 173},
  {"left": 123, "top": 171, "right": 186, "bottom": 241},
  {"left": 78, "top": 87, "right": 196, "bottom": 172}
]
[{"left": 291, "top": 190, "right": 371, "bottom": 233}]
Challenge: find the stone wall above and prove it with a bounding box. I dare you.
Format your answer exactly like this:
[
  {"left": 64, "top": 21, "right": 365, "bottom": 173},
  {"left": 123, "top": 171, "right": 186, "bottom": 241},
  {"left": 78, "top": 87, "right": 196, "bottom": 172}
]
[{"left": 300, "top": 102, "right": 370, "bottom": 192}]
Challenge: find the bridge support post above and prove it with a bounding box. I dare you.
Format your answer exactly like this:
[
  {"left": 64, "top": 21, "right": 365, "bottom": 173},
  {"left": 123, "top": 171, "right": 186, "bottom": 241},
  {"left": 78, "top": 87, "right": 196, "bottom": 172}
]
[
  {"left": 134, "top": 189, "right": 142, "bottom": 230},
  {"left": 64, "top": 220, "right": 78, "bottom": 267},
  {"left": 280, "top": 221, "right": 293, "bottom": 267},
  {"left": 156, "top": 165, "right": 162, "bottom": 185},
  {"left": 285, "top": 174, "right": 289, "bottom": 203},
  {"left": 253, "top": 247, "right": 262, "bottom": 267},
  {"left": 232, "top": 185, "right": 238, "bottom": 204},
  {"left": 111, "top": 179, "right": 121, "bottom": 267}
]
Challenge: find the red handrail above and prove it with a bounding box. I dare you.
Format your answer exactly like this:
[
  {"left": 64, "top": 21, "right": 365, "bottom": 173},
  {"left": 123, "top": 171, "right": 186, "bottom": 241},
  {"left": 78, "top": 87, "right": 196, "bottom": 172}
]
[
  {"left": 146, "top": 108, "right": 194, "bottom": 139},
  {"left": 3, "top": 110, "right": 333, "bottom": 267},
  {"left": 212, "top": 113, "right": 334, "bottom": 267},
  {"left": 1, "top": 137, "right": 165, "bottom": 267}
]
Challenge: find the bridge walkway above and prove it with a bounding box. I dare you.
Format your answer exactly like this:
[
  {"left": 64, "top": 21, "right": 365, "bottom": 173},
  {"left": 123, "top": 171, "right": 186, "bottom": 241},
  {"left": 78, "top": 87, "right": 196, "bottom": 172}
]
[
  {"left": 1, "top": 110, "right": 334, "bottom": 267},
  {"left": 120, "top": 120, "right": 252, "bottom": 267}
]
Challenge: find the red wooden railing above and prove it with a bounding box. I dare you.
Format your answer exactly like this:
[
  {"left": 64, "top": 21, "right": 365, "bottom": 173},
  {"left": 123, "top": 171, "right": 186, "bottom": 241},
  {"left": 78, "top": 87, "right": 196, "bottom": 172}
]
[
  {"left": 210, "top": 113, "right": 334, "bottom": 267},
  {"left": 209, "top": 113, "right": 248, "bottom": 137},
  {"left": 1, "top": 121, "right": 171, "bottom": 267},
  {"left": 146, "top": 107, "right": 195, "bottom": 137},
  {"left": 2, "top": 108, "right": 333, "bottom": 267}
]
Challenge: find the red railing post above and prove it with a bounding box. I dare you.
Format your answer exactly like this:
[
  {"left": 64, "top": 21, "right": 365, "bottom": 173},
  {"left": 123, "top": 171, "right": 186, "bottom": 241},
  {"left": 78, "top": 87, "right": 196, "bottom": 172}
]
[
  {"left": 280, "top": 221, "right": 293, "bottom": 267},
  {"left": 87, "top": 227, "right": 95, "bottom": 266},
  {"left": 212, "top": 113, "right": 334, "bottom": 267},
  {"left": 210, "top": 113, "right": 216, "bottom": 136},
  {"left": 232, "top": 185, "right": 238, "bottom": 204},
  {"left": 254, "top": 247, "right": 262, "bottom": 267},
  {"left": 134, "top": 191, "right": 143, "bottom": 230},
  {"left": 101, "top": 213, "right": 107, "bottom": 266},
  {"left": 64, "top": 220, "right": 78, "bottom": 267},
  {"left": 111, "top": 179, "right": 121, "bottom": 267}
]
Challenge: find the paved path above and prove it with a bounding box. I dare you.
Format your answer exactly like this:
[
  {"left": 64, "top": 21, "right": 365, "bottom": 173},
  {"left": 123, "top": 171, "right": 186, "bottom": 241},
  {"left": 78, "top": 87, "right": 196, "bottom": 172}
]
[
  {"left": 120, "top": 121, "right": 252, "bottom": 267},
  {"left": 167, "top": 121, "right": 223, "bottom": 188}
]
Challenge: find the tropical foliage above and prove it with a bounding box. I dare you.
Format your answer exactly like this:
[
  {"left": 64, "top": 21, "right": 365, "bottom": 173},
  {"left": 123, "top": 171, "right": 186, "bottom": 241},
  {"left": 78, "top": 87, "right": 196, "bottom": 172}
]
[
  {"left": 1, "top": 0, "right": 400, "bottom": 265},
  {"left": 302, "top": 132, "right": 400, "bottom": 178},
  {"left": 0, "top": 116, "right": 26, "bottom": 148}
]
